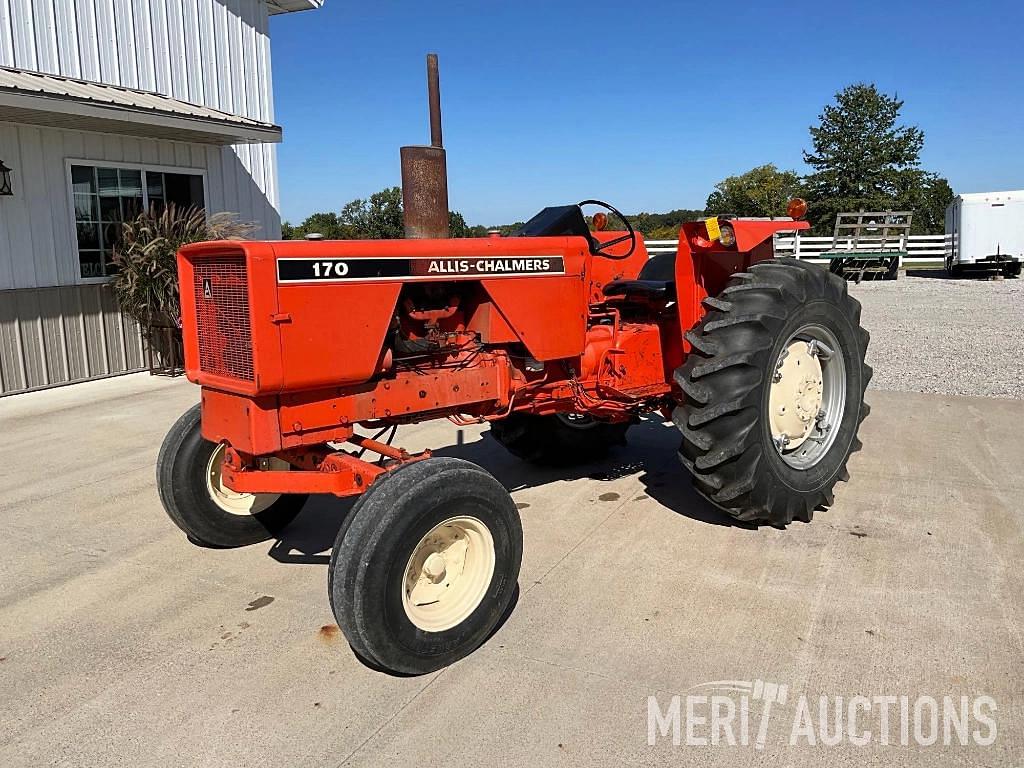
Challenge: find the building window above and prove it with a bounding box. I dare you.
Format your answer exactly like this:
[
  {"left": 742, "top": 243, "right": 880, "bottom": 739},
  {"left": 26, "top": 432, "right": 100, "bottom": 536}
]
[{"left": 71, "top": 164, "right": 206, "bottom": 279}]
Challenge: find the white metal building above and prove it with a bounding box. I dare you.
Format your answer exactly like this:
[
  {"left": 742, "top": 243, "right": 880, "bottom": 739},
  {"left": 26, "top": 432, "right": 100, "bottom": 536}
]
[{"left": 0, "top": 0, "right": 323, "bottom": 396}]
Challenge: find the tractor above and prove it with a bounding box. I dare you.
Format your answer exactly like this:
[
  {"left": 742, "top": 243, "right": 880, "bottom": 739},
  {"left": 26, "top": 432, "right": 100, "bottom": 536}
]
[{"left": 156, "top": 59, "right": 871, "bottom": 676}]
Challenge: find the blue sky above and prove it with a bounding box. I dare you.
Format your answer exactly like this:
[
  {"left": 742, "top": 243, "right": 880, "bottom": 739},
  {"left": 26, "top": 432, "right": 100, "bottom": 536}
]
[{"left": 270, "top": 0, "right": 1024, "bottom": 227}]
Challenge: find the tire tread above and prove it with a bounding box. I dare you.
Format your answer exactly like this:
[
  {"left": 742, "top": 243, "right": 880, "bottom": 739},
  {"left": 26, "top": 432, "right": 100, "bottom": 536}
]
[{"left": 673, "top": 258, "right": 871, "bottom": 525}]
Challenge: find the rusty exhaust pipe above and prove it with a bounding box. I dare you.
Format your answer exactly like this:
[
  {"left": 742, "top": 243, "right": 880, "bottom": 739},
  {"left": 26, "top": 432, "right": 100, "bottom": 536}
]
[
  {"left": 427, "top": 53, "right": 443, "bottom": 149},
  {"left": 401, "top": 53, "right": 450, "bottom": 239}
]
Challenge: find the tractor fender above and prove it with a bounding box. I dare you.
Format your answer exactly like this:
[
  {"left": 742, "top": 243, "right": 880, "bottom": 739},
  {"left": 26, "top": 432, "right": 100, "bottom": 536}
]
[{"left": 673, "top": 219, "right": 810, "bottom": 347}]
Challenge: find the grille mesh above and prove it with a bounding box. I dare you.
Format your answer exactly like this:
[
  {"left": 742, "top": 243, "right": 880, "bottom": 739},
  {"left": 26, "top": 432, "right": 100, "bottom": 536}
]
[{"left": 192, "top": 255, "right": 254, "bottom": 381}]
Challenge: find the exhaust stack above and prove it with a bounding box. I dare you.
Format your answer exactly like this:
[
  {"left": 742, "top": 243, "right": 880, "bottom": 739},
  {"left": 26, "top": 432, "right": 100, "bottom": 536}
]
[{"left": 401, "top": 53, "right": 450, "bottom": 239}]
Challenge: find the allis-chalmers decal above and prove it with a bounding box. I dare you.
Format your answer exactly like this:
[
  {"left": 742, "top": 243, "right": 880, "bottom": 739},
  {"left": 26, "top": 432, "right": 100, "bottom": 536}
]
[{"left": 276, "top": 256, "right": 566, "bottom": 283}]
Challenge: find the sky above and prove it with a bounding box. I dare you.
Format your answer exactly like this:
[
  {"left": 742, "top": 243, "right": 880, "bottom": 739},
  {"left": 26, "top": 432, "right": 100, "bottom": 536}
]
[{"left": 269, "top": 0, "right": 1024, "bottom": 227}]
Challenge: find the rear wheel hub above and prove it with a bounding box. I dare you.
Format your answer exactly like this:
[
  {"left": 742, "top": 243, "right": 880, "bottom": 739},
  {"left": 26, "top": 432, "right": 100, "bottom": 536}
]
[
  {"left": 768, "top": 324, "right": 847, "bottom": 470},
  {"left": 769, "top": 341, "right": 824, "bottom": 449}
]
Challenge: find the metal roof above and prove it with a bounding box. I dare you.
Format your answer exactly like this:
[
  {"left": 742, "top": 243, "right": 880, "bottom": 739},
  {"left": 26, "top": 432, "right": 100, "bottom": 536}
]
[
  {"left": 267, "top": 0, "right": 325, "bottom": 14},
  {"left": 0, "top": 66, "right": 282, "bottom": 145}
]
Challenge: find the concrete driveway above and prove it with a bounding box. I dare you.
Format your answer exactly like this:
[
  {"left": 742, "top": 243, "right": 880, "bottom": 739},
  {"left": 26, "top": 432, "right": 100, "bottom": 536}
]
[{"left": 0, "top": 374, "right": 1021, "bottom": 766}]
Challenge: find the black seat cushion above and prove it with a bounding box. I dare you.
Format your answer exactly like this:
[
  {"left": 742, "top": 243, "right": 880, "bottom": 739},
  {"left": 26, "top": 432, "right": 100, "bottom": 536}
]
[
  {"left": 637, "top": 252, "right": 675, "bottom": 281},
  {"left": 603, "top": 279, "right": 675, "bottom": 302},
  {"left": 603, "top": 252, "right": 677, "bottom": 302}
]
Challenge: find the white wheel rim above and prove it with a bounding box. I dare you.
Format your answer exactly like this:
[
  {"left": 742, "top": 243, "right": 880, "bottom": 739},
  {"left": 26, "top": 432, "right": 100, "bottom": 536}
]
[
  {"left": 402, "top": 516, "right": 495, "bottom": 633},
  {"left": 768, "top": 324, "right": 847, "bottom": 469},
  {"left": 205, "top": 443, "right": 285, "bottom": 516}
]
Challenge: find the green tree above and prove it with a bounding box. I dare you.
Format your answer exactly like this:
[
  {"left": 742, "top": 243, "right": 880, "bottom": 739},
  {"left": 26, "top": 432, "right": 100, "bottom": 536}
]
[
  {"left": 281, "top": 211, "right": 355, "bottom": 240},
  {"left": 626, "top": 209, "right": 705, "bottom": 239},
  {"left": 340, "top": 186, "right": 405, "bottom": 239},
  {"left": 803, "top": 83, "right": 929, "bottom": 232},
  {"left": 496, "top": 222, "right": 526, "bottom": 236},
  {"left": 448, "top": 210, "right": 474, "bottom": 238},
  {"left": 468, "top": 222, "right": 525, "bottom": 237},
  {"left": 282, "top": 186, "right": 478, "bottom": 239},
  {"left": 705, "top": 164, "right": 802, "bottom": 217},
  {"left": 891, "top": 171, "right": 954, "bottom": 235}
]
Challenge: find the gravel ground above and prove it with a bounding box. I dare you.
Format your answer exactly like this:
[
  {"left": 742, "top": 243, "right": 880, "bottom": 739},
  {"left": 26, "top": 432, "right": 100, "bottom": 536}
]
[{"left": 852, "top": 272, "right": 1024, "bottom": 399}]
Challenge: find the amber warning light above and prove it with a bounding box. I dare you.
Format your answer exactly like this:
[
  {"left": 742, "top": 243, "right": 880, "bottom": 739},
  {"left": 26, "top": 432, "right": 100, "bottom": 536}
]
[{"left": 787, "top": 197, "right": 808, "bottom": 220}]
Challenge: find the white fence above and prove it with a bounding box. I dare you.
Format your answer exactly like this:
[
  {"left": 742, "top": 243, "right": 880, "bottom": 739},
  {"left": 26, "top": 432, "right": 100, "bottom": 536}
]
[{"left": 645, "top": 233, "right": 947, "bottom": 264}]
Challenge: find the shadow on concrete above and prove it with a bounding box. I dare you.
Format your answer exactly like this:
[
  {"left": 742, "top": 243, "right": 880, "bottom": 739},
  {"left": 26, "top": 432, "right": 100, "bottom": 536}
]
[
  {"left": 267, "top": 417, "right": 746, "bottom": 569},
  {"left": 266, "top": 495, "right": 356, "bottom": 566},
  {"left": 432, "top": 417, "right": 746, "bottom": 528},
  {"left": 265, "top": 418, "right": 745, "bottom": 676}
]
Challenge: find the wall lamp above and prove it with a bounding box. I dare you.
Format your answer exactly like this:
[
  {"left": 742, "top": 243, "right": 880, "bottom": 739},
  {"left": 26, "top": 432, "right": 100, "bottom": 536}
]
[{"left": 0, "top": 160, "right": 12, "bottom": 196}]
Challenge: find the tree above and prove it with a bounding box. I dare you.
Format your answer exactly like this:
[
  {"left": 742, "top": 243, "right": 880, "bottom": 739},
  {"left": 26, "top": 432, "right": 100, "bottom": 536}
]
[
  {"left": 281, "top": 211, "right": 355, "bottom": 240},
  {"left": 282, "top": 186, "right": 478, "bottom": 239},
  {"left": 705, "top": 165, "right": 802, "bottom": 217},
  {"left": 448, "top": 210, "right": 474, "bottom": 238},
  {"left": 626, "top": 209, "right": 705, "bottom": 239},
  {"left": 340, "top": 186, "right": 405, "bottom": 239},
  {"left": 803, "top": 83, "right": 932, "bottom": 233},
  {"left": 891, "top": 171, "right": 954, "bottom": 235}
]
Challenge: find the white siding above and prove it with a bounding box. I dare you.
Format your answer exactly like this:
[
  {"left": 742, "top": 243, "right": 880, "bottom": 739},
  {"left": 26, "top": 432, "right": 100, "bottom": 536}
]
[
  {"left": 0, "top": 0, "right": 274, "bottom": 121},
  {"left": 0, "top": 0, "right": 282, "bottom": 290},
  {"left": 0, "top": 123, "right": 278, "bottom": 291}
]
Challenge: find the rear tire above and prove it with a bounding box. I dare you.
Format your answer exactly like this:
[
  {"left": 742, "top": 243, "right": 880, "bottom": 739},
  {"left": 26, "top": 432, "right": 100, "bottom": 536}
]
[
  {"left": 674, "top": 259, "right": 870, "bottom": 526},
  {"left": 489, "top": 413, "right": 629, "bottom": 465},
  {"left": 156, "top": 404, "right": 307, "bottom": 547},
  {"left": 329, "top": 457, "right": 522, "bottom": 675}
]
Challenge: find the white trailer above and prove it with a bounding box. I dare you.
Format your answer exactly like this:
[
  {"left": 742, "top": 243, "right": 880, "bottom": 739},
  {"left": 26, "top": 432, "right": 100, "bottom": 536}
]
[{"left": 944, "top": 191, "right": 1024, "bottom": 277}]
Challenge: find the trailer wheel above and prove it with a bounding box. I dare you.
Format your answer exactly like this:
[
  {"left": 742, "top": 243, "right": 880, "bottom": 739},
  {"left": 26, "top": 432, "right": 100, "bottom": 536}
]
[
  {"left": 329, "top": 457, "right": 522, "bottom": 675},
  {"left": 156, "top": 404, "right": 307, "bottom": 548},
  {"left": 489, "top": 412, "right": 629, "bottom": 465},
  {"left": 674, "top": 258, "right": 871, "bottom": 526}
]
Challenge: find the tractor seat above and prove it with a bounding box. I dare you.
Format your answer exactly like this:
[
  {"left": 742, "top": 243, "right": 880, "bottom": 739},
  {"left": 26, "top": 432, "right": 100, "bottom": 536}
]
[
  {"left": 603, "top": 279, "right": 675, "bottom": 302},
  {"left": 603, "top": 252, "right": 676, "bottom": 303}
]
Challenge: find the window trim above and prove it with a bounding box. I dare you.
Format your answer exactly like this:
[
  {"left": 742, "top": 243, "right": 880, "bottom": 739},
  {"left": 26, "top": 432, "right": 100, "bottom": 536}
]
[{"left": 65, "top": 159, "right": 208, "bottom": 285}]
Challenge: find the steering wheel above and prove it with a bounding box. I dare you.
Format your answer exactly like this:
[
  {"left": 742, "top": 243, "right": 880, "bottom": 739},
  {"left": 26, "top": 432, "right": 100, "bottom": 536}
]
[{"left": 578, "top": 199, "right": 637, "bottom": 260}]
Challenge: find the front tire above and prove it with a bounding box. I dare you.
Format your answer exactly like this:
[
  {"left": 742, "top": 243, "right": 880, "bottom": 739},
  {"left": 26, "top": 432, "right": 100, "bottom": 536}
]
[
  {"left": 329, "top": 457, "right": 522, "bottom": 675},
  {"left": 489, "top": 412, "right": 629, "bottom": 465},
  {"left": 156, "top": 404, "right": 307, "bottom": 547},
  {"left": 675, "top": 259, "right": 871, "bottom": 526}
]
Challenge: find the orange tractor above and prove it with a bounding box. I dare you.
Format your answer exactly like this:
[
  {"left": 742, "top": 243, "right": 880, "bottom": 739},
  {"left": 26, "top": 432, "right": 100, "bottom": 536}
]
[{"left": 157, "top": 59, "right": 870, "bottom": 675}]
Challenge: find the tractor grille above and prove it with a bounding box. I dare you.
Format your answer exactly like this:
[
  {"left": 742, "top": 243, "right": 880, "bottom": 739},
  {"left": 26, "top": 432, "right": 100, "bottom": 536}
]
[{"left": 192, "top": 255, "right": 254, "bottom": 382}]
